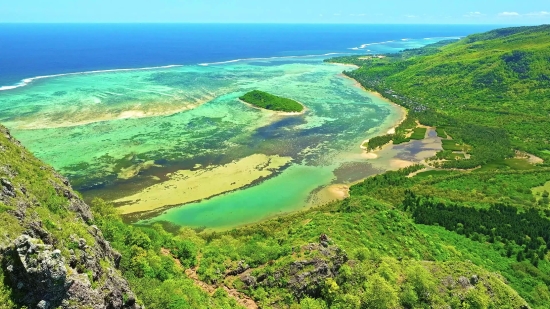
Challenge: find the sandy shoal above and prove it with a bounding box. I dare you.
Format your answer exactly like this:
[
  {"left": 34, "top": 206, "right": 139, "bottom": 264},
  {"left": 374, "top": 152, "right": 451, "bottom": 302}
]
[
  {"left": 115, "top": 153, "right": 292, "bottom": 214},
  {"left": 15, "top": 98, "right": 212, "bottom": 130}
]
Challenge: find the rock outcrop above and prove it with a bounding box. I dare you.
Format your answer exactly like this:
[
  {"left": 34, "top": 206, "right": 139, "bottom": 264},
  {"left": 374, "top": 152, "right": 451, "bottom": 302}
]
[
  {"left": 241, "top": 240, "right": 348, "bottom": 300},
  {"left": 0, "top": 125, "right": 140, "bottom": 309}
]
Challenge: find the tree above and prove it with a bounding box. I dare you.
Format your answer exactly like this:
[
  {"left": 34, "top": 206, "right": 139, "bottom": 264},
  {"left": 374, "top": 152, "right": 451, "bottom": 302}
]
[
  {"left": 405, "top": 264, "right": 436, "bottom": 303},
  {"left": 299, "top": 297, "right": 328, "bottom": 309},
  {"left": 362, "top": 274, "right": 399, "bottom": 309},
  {"left": 463, "top": 286, "right": 490, "bottom": 309}
]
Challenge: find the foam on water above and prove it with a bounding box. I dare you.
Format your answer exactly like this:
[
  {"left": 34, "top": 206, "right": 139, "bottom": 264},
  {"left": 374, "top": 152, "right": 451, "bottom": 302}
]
[{"left": 0, "top": 65, "right": 183, "bottom": 91}]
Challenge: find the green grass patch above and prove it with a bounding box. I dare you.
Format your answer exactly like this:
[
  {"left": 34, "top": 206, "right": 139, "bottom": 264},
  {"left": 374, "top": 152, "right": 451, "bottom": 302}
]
[
  {"left": 434, "top": 150, "right": 465, "bottom": 161},
  {"left": 413, "top": 170, "right": 457, "bottom": 178},
  {"left": 504, "top": 158, "right": 538, "bottom": 170},
  {"left": 452, "top": 152, "right": 465, "bottom": 159},
  {"left": 0, "top": 202, "right": 14, "bottom": 213},
  {"left": 409, "top": 127, "right": 427, "bottom": 140},
  {"left": 435, "top": 127, "right": 447, "bottom": 138},
  {"left": 239, "top": 90, "right": 303, "bottom": 112},
  {"left": 441, "top": 140, "right": 465, "bottom": 151},
  {"left": 477, "top": 158, "right": 537, "bottom": 172},
  {"left": 532, "top": 180, "right": 550, "bottom": 202}
]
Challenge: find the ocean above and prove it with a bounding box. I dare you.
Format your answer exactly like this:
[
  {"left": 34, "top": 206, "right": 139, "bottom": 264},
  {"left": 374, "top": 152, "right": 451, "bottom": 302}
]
[
  {"left": 0, "top": 24, "right": 503, "bottom": 230},
  {"left": 0, "top": 24, "right": 501, "bottom": 88}
]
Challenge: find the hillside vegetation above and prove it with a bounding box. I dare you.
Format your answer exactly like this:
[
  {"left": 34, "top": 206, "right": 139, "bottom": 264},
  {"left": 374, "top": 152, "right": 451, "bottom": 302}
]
[
  {"left": 329, "top": 24, "right": 550, "bottom": 169},
  {"left": 240, "top": 90, "right": 304, "bottom": 112}
]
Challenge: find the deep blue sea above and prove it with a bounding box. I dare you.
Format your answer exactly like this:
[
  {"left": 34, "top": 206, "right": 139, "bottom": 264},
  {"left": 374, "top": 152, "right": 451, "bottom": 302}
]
[{"left": 0, "top": 24, "right": 504, "bottom": 87}]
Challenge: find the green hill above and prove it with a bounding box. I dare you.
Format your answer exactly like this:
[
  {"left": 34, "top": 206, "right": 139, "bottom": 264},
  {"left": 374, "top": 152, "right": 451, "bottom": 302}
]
[
  {"left": 240, "top": 90, "right": 304, "bottom": 112},
  {"left": 330, "top": 24, "right": 550, "bottom": 169}
]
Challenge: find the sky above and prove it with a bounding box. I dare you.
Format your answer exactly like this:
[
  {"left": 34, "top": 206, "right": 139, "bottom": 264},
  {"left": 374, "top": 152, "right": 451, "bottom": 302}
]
[{"left": 0, "top": 0, "right": 549, "bottom": 24}]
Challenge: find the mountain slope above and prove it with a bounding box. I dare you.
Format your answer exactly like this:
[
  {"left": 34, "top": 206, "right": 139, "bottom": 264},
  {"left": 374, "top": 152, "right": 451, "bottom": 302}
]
[
  {"left": 331, "top": 24, "right": 550, "bottom": 168},
  {"left": 0, "top": 125, "right": 141, "bottom": 309}
]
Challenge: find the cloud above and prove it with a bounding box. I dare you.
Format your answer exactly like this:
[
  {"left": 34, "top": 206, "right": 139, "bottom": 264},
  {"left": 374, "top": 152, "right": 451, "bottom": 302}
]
[
  {"left": 333, "top": 13, "right": 341, "bottom": 16},
  {"left": 525, "top": 11, "right": 550, "bottom": 16},
  {"left": 464, "top": 11, "right": 485, "bottom": 17},
  {"left": 498, "top": 12, "right": 520, "bottom": 16},
  {"left": 405, "top": 14, "right": 418, "bottom": 18},
  {"left": 350, "top": 13, "right": 366, "bottom": 17}
]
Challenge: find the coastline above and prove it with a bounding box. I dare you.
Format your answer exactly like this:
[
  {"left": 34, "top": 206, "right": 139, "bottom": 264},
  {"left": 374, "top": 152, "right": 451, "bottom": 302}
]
[
  {"left": 124, "top": 70, "right": 436, "bottom": 231},
  {"left": 309, "top": 70, "right": 438, "bottom": 207},
  {"left": 338, "top": 73, "right": 408, "bottom": 152}
]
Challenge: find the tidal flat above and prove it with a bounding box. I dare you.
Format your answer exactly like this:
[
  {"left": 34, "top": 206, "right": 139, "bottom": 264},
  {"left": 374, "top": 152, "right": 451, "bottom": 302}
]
[{"left": 0, "top": 56, "right": 438, "bottom": 230}]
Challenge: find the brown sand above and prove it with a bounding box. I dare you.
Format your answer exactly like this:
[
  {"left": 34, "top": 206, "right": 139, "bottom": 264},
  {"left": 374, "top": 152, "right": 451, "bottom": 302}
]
[{"left": 115, "top": 154, "right": 292, "bottom": 214}]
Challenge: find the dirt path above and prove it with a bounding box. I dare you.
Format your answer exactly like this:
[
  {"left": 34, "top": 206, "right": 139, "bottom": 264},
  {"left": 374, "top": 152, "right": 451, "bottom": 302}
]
[
  {"left": 185, "top": 266, "right": 258, "bottom": 309},
  {"left": 161, "top": 248, "right": 258, "bottom": 309}
]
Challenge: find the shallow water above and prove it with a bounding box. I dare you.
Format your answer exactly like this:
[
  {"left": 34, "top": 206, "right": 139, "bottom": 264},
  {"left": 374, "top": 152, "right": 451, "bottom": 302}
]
[{"left": 0, "top": 54, "right": 419, "bottom": 229}]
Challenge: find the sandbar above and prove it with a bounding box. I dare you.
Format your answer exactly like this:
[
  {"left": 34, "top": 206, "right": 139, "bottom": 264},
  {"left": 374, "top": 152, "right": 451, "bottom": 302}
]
[
  {"left": 115, "top": 153, "right": 292, "bottom": 214},
  {"left": 13, "top": 96, "right": 213, "bottom": 130}
]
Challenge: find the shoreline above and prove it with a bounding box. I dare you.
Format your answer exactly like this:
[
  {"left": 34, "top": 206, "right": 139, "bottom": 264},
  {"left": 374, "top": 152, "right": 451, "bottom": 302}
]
[
  {"left": 339, "top": 73, "right": 408, "bottom": 137},
  {"left": 308, "top": 70, "right": 417, "bottom": 206},
  {"left": 119, "top": 62, "right": 414, "bottom": 227},
  {"left": 338, "top": 74, "right": 408, "bottom": 155}
]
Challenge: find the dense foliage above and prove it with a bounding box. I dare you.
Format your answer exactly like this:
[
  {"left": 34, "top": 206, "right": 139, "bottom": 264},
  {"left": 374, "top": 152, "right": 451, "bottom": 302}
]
[
  {"left": 328, "top": 25, "right": 550, "bottom": 167},
  {"left": 405, "top": 192, "right": 550, "bottom": 266},
  {"left": 240, "top": 90, "right": 304, "bottom": 112},
  {"left": 91, "top": 199, "right": 244, "bottom": 309}
]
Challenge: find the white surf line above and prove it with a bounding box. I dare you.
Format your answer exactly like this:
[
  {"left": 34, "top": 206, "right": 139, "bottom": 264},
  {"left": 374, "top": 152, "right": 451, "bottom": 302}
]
[
  {"left": 198, "top": 52, "right": 350, "bottom": 66},
  {"left": 1, "top": 51, "right": 355, "bottom": 90},
  {"left": 349, "top": 36, "right": 465, "bottom": 51},
  {"left": 0, "top": 64, "right": 183, "bottom": 92}
]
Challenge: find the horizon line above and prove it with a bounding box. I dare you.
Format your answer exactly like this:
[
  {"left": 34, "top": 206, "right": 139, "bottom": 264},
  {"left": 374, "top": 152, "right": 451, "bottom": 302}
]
[{"left": 0, "top": 22, "right": 539, "bottom": 26}]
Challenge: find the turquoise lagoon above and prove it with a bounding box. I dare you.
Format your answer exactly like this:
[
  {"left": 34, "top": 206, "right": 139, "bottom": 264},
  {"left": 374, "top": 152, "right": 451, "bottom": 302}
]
[{"left": 0, "top": 56, "right": 405, "bottom": 229}]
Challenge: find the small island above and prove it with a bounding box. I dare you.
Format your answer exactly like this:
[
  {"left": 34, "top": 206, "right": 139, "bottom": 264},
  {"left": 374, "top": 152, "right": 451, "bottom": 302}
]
[{"left": 239, "top": 90, "right": 304, "bottom": 113}]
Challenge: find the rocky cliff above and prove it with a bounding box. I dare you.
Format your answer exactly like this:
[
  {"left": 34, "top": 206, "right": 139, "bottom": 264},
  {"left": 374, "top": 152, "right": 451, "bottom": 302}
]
[{"left": 0, "top": 125, "right": 139, "bottom": 309}]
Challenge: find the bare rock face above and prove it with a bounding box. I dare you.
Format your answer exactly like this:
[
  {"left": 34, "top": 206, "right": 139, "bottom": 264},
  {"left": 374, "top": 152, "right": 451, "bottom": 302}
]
[
  {"left": 4, "top": 235, "right": 70, "bottom": 307},
  {"left": 241, "top": 241, "right": 348, "bottom": 300},
  {"left": 0, "top": 124, "right": 140, "bottom": 309},
  {"left": 2, "top": 234, "right": 138, "bottom": 309}
]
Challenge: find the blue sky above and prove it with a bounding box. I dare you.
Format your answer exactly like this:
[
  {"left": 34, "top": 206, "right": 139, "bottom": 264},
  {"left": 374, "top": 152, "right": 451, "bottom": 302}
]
[{"left": 1, "top": 0, "right": 549, "bottom": 24}]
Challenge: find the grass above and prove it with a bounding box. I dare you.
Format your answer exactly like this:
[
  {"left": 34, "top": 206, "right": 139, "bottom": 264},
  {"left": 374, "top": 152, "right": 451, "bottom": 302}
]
[
  {"left": 441, "top": 140, "right": 466, "bottom": 152},
  {"left": 435, "top": 127, "right": 447, "bottom": 138},
  {"left": 434, "top": 150, "right": 465, "bottom": 161},
  {"left": 451, "top": 153, "right": 465, "bottom": 159},
  {"left": 413, "top": 170, "right": 457, "bottom": 178},
  {"left": 532, "top": 180, "right": 550, "bottom": 201},
  {"left": 409, "top": 127, "right": 427, "bottom": 140},
  {"left": 476, "top": 158, "right": 537, "bottom": 172}
]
